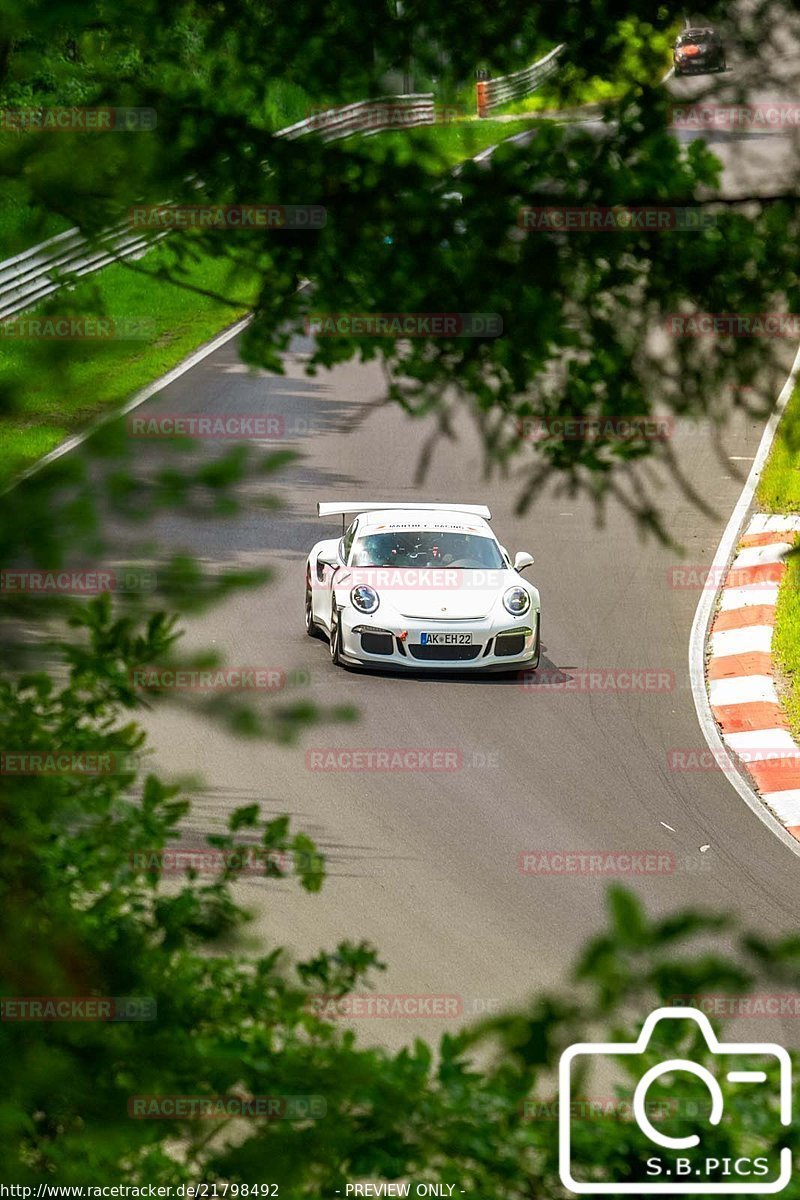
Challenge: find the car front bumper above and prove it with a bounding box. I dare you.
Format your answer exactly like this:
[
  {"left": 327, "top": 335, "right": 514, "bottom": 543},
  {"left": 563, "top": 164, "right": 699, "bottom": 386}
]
[{"left": 337, "top": 610, "right": 540, "bottom": 672}]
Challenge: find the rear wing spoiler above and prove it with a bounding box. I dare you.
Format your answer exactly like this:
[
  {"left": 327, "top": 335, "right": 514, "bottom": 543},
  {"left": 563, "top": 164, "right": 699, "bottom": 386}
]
[{"left": 317, "top": 501, "right": 492, "bottom": 524}]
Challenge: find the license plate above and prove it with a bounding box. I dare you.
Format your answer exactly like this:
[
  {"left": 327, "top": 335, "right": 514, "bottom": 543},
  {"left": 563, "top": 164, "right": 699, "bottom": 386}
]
[{"left": 420, "top": 632, "right": 473, "bottom": 646}]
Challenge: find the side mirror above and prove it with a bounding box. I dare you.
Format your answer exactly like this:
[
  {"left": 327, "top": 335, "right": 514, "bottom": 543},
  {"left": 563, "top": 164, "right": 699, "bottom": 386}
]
[
  {"left": 514, "top": 551, "right": 534, "bottom": 573},
  {"left": 319, "top": 547, "right": 342, "bottom": 568}
]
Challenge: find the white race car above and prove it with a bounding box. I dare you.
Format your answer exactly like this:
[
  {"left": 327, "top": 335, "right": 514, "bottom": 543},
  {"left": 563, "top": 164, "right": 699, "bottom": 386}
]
[{"left": 305, "top": 502, "right": 541, "bottom": 672}]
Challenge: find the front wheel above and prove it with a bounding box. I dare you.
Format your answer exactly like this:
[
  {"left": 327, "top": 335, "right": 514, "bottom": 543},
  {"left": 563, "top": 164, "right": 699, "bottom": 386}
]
[
  {"left": 329, "top": 609, "right": 343, "bottom": 666},
  {"left": 305, "top": 570, "right": 321, "bottom": 638}
]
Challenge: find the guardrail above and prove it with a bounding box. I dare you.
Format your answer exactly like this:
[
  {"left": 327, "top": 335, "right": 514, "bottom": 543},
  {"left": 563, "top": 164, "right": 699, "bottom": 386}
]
[
  {"left": 0, "top": 94, "right": 440, "bottom": 322},
  {"left": 475, "top": 45, "right": 564, "bottom": 117},
  {"left": 277, "top": 94, "right": 437, "bottom": 141},
  {"left": 0, "top": 223, "right": 162, "bottom": 323}
]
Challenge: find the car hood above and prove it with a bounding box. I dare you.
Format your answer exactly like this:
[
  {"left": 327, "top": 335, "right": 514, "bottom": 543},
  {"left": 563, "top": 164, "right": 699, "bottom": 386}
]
[{"left": 340, "top": 566, "right": 522, "bottom": 619}]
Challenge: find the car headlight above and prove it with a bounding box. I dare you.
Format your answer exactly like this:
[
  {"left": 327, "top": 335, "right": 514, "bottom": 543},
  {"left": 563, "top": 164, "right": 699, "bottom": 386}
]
[
  {"left": 351, "top": 585, "right": 380, "bottom": 614},
  {"left": 503, "top": 586, "right": 531, "bottom": 616}
]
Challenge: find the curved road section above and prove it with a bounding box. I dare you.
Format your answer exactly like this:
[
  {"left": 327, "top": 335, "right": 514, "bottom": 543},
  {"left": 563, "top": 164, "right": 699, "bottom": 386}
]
[{"left": 85, "top": 22, "right": 800, "bottom": 1048}]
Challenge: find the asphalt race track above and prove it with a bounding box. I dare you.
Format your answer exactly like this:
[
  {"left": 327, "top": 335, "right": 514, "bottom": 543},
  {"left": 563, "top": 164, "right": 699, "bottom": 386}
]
[{"left": 70, "top": 26, "right": 800, "bottom": 1049}]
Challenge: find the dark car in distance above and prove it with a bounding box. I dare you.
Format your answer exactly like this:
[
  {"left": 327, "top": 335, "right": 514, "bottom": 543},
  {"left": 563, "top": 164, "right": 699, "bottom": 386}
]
[{"left": 674, "top": 28, "right": 726, "bottom": 75}]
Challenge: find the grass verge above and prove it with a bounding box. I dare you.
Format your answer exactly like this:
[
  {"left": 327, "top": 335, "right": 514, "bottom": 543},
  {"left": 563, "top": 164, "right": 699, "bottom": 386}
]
[
  {"left": 757, "top": 383, "right": 800, "bottom": 742},
  {"left": 773, "top": 542, "right": 800, "bottom": 742},
  {"left": 0, "top": 244, "right": 260, "bottom": 486},
  {"left": 757, "top": 384, "right": 800, "bottom": 513},
  {"left": 346, "top": 118, "right": 536, "bottom": 168}
]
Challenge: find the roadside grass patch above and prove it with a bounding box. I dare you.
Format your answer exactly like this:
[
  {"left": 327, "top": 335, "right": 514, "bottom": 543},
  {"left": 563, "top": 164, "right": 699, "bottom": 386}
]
[
  {"left": 348, "top": 119, "right": 536, "bottom": 169},
  {"left": 773, "top": 535, "right": 800, "bottom": 742},
  {"left": 757, "top": 383, "right": 800, "bottom": 512},
  {"left": 757, "top": 382, "right": 800, "bottom": 740},
  {"left": 0, "top": 243, "right": 260, "bottom": 485}
]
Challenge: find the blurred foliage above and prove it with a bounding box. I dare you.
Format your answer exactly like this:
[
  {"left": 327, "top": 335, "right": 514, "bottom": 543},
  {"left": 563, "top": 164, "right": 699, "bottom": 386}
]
[
  {"left": 4, "top": 654, "right": 800, "bottom": 1197},
  {"left": 2, "top": 2, "right": 800, "bottom": 1191},
  {"left": 0, "top": 0, "right": 796, "bottom": 527}
]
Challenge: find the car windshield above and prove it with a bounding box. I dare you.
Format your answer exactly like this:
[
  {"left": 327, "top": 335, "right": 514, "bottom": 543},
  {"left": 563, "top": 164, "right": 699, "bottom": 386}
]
[
  {"left": 350, "top": 531, "right": 505, "bottom": 569},
  {"left": 678, "top": 30, "right": 715, "bottom": 44}
]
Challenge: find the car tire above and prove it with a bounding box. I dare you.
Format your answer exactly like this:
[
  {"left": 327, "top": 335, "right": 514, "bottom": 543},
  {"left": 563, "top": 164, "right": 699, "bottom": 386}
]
[
  {"left": 305, "top": 570, "right": 322, "bottom": 639},
  {"left": 329, "top": 608, "right": 343, "bottom": 666}
]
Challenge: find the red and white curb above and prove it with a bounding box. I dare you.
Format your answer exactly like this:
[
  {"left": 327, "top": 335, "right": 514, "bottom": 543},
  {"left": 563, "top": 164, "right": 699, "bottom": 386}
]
[{"left": 707, "top": 513, "right": 800, "bottom": 840}]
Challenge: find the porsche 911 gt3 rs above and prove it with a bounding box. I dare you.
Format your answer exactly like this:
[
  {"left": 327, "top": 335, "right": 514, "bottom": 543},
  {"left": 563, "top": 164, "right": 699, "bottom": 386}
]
[{"left": 305, "top": 502, "right": 541, "bottom": 672}]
